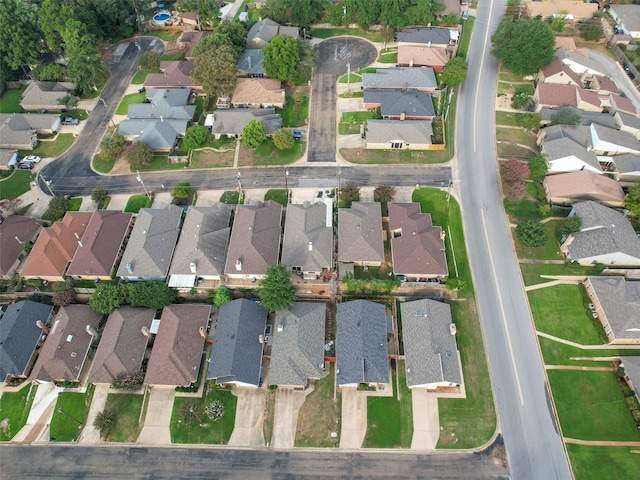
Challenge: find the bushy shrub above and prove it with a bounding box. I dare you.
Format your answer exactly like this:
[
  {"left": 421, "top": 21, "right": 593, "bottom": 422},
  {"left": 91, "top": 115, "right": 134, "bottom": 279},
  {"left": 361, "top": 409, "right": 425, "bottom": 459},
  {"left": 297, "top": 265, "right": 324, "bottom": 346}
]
[
  {"left": 204, "top": 400, "right": 225, "bottom": 422},
  {"left": 112, "top": 371, "right": 144, "bottom": 390},
  {"left": 516, "top": 220, "right": 548, "bottom": 247}
]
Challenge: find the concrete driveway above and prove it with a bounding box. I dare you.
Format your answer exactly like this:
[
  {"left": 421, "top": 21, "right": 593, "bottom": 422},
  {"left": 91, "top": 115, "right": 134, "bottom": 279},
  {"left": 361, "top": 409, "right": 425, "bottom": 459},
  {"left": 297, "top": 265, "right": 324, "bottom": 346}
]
[
  {"left": 410, "top": 389, "right": 440, "bottom": 450},
  {"left": 271, "top": 387, "right": 306, "bottom": 448},
  {"left": 78, "top": 384, "right": 110, "bottom": 444},
  {"left": 227, "top": 386, "right": 267, "bottom": 447},
  {"left": 12, "top": 382, "right": 61, "bottom": 444},
  {"left": 137, "top": 386, "right": 175, "bottom": 445},
  {"left": 339, "top": 386, "right": 367, "bottom": 449}
]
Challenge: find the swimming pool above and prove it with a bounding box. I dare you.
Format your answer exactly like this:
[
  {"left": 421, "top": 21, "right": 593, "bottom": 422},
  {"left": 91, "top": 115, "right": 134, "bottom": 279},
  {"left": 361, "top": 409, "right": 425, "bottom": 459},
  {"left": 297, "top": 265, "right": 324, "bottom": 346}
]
[{"left": 152, "top": 11, "right": 171, "bottom": 25}]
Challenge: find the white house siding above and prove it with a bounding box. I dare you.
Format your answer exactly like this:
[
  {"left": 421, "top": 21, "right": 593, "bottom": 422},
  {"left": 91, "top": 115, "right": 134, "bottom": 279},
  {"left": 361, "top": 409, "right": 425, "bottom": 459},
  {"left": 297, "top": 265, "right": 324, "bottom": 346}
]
[
  {"left": 548, "top": 157, "right": 602, "bottom": 174},
  {"left": 572, "top": 252, "right": 640, "bottom": 267}
]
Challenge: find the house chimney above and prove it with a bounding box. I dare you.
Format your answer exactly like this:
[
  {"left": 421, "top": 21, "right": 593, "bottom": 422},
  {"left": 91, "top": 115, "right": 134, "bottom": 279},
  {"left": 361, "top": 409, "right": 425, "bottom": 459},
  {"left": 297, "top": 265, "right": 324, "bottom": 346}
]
[
  {"left": 450, "top": 323, "right": 457, "bottom": 336},
  {"left": 235, "top": 259, "right": 242, "bottom": 271},
  {"left": 141, "top": 326, "right": 152, "bottom": 338},
  {"left": 36, "top": 320, "right": 49, "bottom": 334},
  {"left": 126, "top": 263, "right": 134, "bottom": 274},
  {"left": 308, "top": 241, "right": 313, "bottom": 251},
  {"left": 258, "top": 334, "right": 264, "bottom": 344},
  {"left": 190, "top": 262, "right": 197, "bottom": 274},
  {"left": 199, "top": 326, "right": 206, "bottom": 338},
  {"left": 86, "top": 325, "right": 98, "bottom": 337}
]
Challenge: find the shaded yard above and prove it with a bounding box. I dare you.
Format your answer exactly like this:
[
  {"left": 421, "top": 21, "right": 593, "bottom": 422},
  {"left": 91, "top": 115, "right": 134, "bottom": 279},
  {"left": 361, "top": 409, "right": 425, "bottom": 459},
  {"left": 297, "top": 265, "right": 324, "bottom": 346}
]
[
  {"left": 0, "top": 383, "right": 38, "bottom": 441},
  {"left": 0, "top": 85, "right": 26, "bottom": 113},
  {"left": 278, "top": 95, "right": 309, "bottom": 128},
  {"left": 310, "top": 28, "right": 385, "bottom": 42},
  {"left": 295, "top": 364, "right": 340, "bottom": 447}
]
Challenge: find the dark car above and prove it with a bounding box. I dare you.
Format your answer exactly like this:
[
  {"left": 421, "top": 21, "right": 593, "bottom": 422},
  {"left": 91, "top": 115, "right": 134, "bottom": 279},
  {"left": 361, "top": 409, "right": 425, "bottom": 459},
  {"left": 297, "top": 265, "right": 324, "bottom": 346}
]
[
  {"left": 17, "top": 161, "right": 34, "bottom": 170},
  {"left": 304, "top": 34, "right": 312, "bottom": 40}
]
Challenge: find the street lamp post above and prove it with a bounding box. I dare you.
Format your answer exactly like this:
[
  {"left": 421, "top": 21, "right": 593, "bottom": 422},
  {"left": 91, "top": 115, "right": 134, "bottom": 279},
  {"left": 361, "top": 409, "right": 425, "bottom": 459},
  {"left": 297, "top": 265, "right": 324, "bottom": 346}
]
[
  {"left": 237, "top": 171, "right": 243, "bottom": 206},
  {"left": 337, "top": 168, "right": 342, "bottom": 206},
  {"left": 136, "top": 170, "right": 151, "bottom": 199},
  {"left": 285, "top": 168, "right": 289, "bottom": 203}
]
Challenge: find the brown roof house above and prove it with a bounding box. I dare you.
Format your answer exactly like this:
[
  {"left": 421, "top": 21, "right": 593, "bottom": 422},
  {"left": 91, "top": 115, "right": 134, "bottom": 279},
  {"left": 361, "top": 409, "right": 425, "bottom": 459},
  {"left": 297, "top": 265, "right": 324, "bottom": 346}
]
[
  {"left": 0, "top": 113, "right": 61, "bottom": 150},
  {"left": 179, "top": 30, "right": 212, "bottom": 59},
  {"left": 20, "top": 211, "right": 92, "bottom": 282},
  {"left": 0, "top": 216, "right": 42, "bottom": 280},
  {"left": 20, "top": 81, "right": 74, "bottom": 111},
  {"left": 144, "top": 60, "right": 198, "bottom": 90},
  {"left": 396, "top": 27, "right": 459, "bottom": 71},
  {"left": 29, "top": 305, "right": 102, "bottom": 383},
  {"left": 117, "top": 206, "right": 183, "bottom": 282},
  {"left": 584, "top": 277, "right": 640, "bottom": 344},
  {"left": 231, "top": 78, "right": 285, "bottom": 109},
  {"left": 389, "top": 203, "right": 448, "bottom": 280},
  {"left": 533, "top": 84, "right": 603, "bottom": 113},
  {"left": 168, "top": 205, "right": 232, "bottom": 289},
  {"left": 543, "top": 171, "right": 626, "bottom": 207},
  {"left": 337, "top": 202, "right": 384, "bottom": 266},
  {"left": 224, "top": 201, "right": 282, "bottom": 280},
  {"left": 87, "top": 307, "right": 155, "bottom": 385},
  {"left": 560, "top": 201, "right": 640, "bottom": 267},
  {"left": 144, "top": 304, "right": 211, "bottom": 387},
  {"left": 66, "top": 211, "right": 133, "bottom": 281}
]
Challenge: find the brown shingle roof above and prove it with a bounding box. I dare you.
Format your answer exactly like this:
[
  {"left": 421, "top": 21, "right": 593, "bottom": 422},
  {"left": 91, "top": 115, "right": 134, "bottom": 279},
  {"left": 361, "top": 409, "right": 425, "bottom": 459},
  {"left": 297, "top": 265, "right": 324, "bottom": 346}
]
[
  {"left": 543, "top": 171, "right": 625, "bottom": 205},
  {"left": 536, "top": 83, "right": 579, "bottom": 108},
  {"left": 0, "top": 216, "right": 41, "bottom": 277},
  {"left": 180, "top": 30, "right": 212, "bottom": 58},
  {"left": 231, "top": 78, "right": 285, "bottom": 107},
  {"left": 337, "top": 202, "right": 384, "bottom": 264},
  {"left": 397, "top": 45, "right": 449, "bottom": 68},
  {"left": 541, "top": 58, "right": 581, "bottom": 86},
  {"left": 144, "top": 61, "right": 196, "bottom": 88}
]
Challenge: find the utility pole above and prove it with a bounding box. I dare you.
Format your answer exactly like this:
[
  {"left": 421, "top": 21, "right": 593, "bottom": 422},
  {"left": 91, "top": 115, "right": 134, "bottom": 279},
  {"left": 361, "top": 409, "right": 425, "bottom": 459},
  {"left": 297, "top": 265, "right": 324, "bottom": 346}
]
[{"left": 136, "top": 170, "right": 151, "bottom": 199}]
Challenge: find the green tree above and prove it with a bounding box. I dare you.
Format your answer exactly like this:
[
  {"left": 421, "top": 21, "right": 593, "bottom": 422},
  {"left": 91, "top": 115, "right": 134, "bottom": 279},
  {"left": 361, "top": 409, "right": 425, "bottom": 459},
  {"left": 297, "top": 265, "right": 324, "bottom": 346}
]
[
  {"left": 52, "top": 282, "right": 75, "bottom": 307},
  {"left": 549, "top": 15, "right": 567, "bottom": 33},
  {"left": 242, "top": 119, "right": 267, "bottom": 150},
  {"left": 66, "top": 54, "right": 109, "bottom": 95},
  {"left": 626, "top": 184, "right": 640, "bottom": 217},
  {"left": 183, "top": 125, "right": 211, "bottom": 150},
  {"left": 340, "top": 182, "right": 361, "bottom": 203},
  {"left": 491, "top": 17, "right": 555, "bottom": 76},
  {"left": 556, "top": 216, "right": 582, "bottom": 236},
  {"left": 122, "top": 281, "right": 176, "bottom": 309},
  {"left": 90, "top": 283, "right": 124, "bottom": 314},
  {"left": 170, "top": 182, "right": 193, "bottom": 199},
  {"left": 294, "top": 38, "right": 318, "bottom": 84},
  {"left": 373, "top": 184, "right": 396, "bottom": 204},
  {"left": 191, "top": 43, "right": 238, "bottom": 99},
  {"left": 519, "top": 113, "right": 541, "bottom": 131},
  {"left": 126, "top": 142, "right": 153, "bottom": 170},
  {"left": 262, "top": 0, "right": 325, "bottom": 27},
  {"left": 91, "top": 188, "right": 109, "bottom": 205},
  {"left": 550, "top": 109, "right": 581, "bottom": 126},
  {"left": 272, "top": 128, "right": 295, "bottom": 150},
  {"left": 93, "top": 409, "right": 116, "bottom": 438},
  {"left": 579, "top": 17, "right": 603, "bottom": 42},
  {"left": 263, "top": 35, "right": 299, "bottom": 83},
  {"left": 259, "top": 263, "right": 297, "bottom": 312},
  {"left": 45, "top": 196, "right": 70, "bottom": 221},
  {"left": 213, "top": 285, "right": 233, "bottom": 307},
  {"left": 511, "top": 92, "right": 531, "bottom": 109},
  {"left": 100, "top": 133, "right": 125, "bottom": 159},
  {"left": 528, "top": 154, "right": 548, "bottom": 181},
  {"left": 176, "top": 0, "right": 221, "bottom": 26},
  {"left": 515, "top": 220, "right": 548, "bottom": 247},
  {"left": 0, "top": 0, "right": 42, "bottom": 74},
  {"left": 214, "top": 21, "right": 248, "bottom": 57},
  {"left": 138, "top": 51, "right": 161, "bottom": 71},
  {"left": 32, "top": 64, "right": 66, "bottom": 82},
  {"left": 441, "top": 57, "right": 468, "bottom": 88}
]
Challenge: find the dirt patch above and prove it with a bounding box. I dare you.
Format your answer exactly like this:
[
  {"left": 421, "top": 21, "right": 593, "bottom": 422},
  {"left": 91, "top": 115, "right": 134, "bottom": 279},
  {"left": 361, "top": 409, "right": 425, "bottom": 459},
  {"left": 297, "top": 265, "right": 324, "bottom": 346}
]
[
  {"left": 285, "top": 85, "right": 311, "bottom": 97},
  {"left": 110, "top": 147, "right": 133, "bottom": 175}
]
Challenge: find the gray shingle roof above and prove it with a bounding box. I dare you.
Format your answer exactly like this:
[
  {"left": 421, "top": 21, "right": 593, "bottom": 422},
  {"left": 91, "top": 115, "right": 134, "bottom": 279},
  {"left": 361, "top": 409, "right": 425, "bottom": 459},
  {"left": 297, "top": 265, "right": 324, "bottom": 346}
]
[
  {"left": 616, "top": 111, "right": 640, "bottom": 130},
  {"left": 611, "top": 5, "right": 640, "bottom": 33},
  {"left": 237, "top": 49, "right": 266, "bottom": 76},
  {"left": 246, "top": 19, "right": 299, "bottom": 48},
  {"left": 0, "top": 301, "right": 53, "bottom": 381},
  {"left": 591, "top": 123, "right": 640, "bottom": 152},
  {"left": 118, "top": 119, "right": 188, "bottom": 150},
  {"left": 542, "top": 137, "right": 602, "bottom": 172},
  {"left": 337, "top": 202, "right": 384, "bottom": 264},
  {"left": 336, "top": 300, "right": 389, "bottom": 386},
  {"left": 587, "top": 277, "right": 640, "bottom": 340},
  {"left": 397, "top": 27, "right": 454, "bottom": 45},
  {"left": 127, "top": 89, "right": 195, "bottom": 120},
  {"left": 542, "top": 124, "right": 592, "bottom": 146},
  {"left": 612, "top": 153, "right": 640, "bottom": 174},
  {"left": 555, "top": 48, "right": 606, "bottom": 75},
  {"left": 281, "top": 202, "right": 333, "bottom": 273},
  {"left": 211, "top": 108, "right": 283, "bottom": 136},
  {"left": 401, "top": 299, "right": 461, "bottom": 387},
  {"left": 366, "top": 119, "right": 433, "bottom": 145},
  {"left": 362, "top": 67, "right": 438, "bottom": 91},
  {"left": 207, "top": 299, "right": 266, "bottom": 385},
  {"left": 363, "top": 90, "right": 435, "bottom": 118},
  {"left": 621, "top": 356, "right": 640, "bottom": 392},
  {"left": 269, "top": 302, "right": 326, "bottom": 387},
  {"left": 539, "top": 107, "right": 617, "bottom": 129}
]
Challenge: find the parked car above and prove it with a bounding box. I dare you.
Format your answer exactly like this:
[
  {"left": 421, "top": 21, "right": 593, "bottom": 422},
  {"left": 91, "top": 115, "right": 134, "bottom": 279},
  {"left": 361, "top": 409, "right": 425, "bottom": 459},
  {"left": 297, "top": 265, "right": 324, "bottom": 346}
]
[
  {"left": 293, "top": 130, "right": 302, "bottom": 140},
  {"left": 61, "top": 117, "right": 80, "bottom": 125},
  {"left": 17, "top": 161, "right": 34, "bottom": 170},
  {"left": 304, "top": 34, "right": 312, "bottom": 40},
  {"left": 23, "top": 155, "right": 41, "bottom": 164}
]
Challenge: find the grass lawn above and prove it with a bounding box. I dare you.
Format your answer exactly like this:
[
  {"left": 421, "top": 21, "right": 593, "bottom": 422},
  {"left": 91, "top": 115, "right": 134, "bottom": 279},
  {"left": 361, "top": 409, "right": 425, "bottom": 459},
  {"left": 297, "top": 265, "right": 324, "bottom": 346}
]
[
  {"left": 341, "top": 148, "right": 449, "bottom": 165},
  {"left": 144, "top": 30, "right": 182, "bottom": 42},
  {"left": 92, "top": 154, "right": 117, "bottom": 174},
  {"left": 513, "top": 220, "right": 563, "bottom": 261},
  {"left": 19, "top": 133, "right": 75, "bottom": 159},
  {"left": 548, "top": 370, "right": 640, "bottom": 441},
  {"left": 338, "top": 67, "right": 377, "bottom": 84},
  {"left": 138, "top": 154, "right": 187, "bottom": 172},
  {"left": 457, "top": 16, "right": 475, "bottom": 59},
  {"left": 378, "top": 52, "right": 397, "bottom": 63},
  {"left": 496, "top": 111, "right": 529, "bottom": 127},
  {"left": 124, "top": 194, "right": 152, "bottom": 213},
  {"left": 0, "top": 85, "right": 26, "bottom": 113},
  {"left": 504, "top": 196, "right": 540, "bottom": 222},
  {"left": 97, "top": 196, "right": 111, "bottom": 209},
  {"left": 499, "top": 70, "right": 527, "bottom": 83},
  {"left": 131, "top": 69, "right": 160, "bottom": 84},
  {"left": 115, "top": 92, "right": 147, "bottom": 115},
  {"left": 342, "top": 111, "right": 379, "bottom": 123},
  {"left": 295, "top": 364, "right": 340, "bottom": 447},
  {"left": 0, "top": 170, "right": 33, "bottom": 199},
  {"left": 220, "top": 191, "right": 241, "bottom": 205},
  {"left": 264, "top": 189, "right": 287, "bottom": 205},
  {"left": 338, "top": 91, "right": 364, "bottom": 99},
  {"left": 50, "top": 385, "right": 95, "bottom": 442},
  {"left": 238, "top": 141, "right": 305, "bottom": 166},
  {"left": 103, "top": 393, "right": 145, "bottom": 442},
  {"left": 528, "top": 284, "right": 605, "bottom": 345},
  {"left": 519, "top": 263, "right": 603, "bottom": 286},
  {"left": 194, "top": 95, "right": 207, "bottom": 120},
  {"left": 170, "top": 386, "right": 237, "bottom": 444},
  {"left": 497, "top": 142, "right": 536, "bottom": 159},
  {"left": 567, "top": 444, "right": 640, "bottom": 480},
  {"left": 189, "top": 149, "right": 235, "bottom": 169},
  {"left": 538, "top": 336, "right": 640, "bottom": 367},
  {"left": 278, "top": 95, "right": 309, "bottom": 128},
  {"left": 363, "top": 363, "right": 412, "bottom": 448},
  {"left": 496, "top": 126, "right": 538, "bottom": 150},
  {"left": 0, "top": 383, "right": 38, "bottom": 441},
  {"left": 161, "top": 50, "right": 185, "bottom": 61},
  {"left": 68, "top": 197, "right": 82, "bottom": 211},
  {"left": 309, "top": 28, "right": 385, "bottom": 42}
]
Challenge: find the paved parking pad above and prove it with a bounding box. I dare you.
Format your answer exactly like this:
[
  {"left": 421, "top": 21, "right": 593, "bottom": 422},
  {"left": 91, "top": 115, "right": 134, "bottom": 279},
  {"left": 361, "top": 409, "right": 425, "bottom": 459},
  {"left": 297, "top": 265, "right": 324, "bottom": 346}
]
[
  {"left": 137, "top": 386, "right": 174, "bottom": 445},
  {"left": 228, "top": 386, "right": 267, "bottom": 447},
  {"left": 339, "top": 386, "right": 367, "bottom": 449},
  {"left": 271, "top": 387, "right": 306, "bottom": 448}
]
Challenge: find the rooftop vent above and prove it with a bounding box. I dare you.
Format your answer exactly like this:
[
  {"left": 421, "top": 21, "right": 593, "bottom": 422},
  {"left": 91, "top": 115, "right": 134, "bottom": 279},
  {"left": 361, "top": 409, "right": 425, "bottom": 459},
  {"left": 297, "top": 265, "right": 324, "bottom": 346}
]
[
  {"left": 235, "top": 259, "right": 242, "bottom": 271},
  {"left": 190, "top": 262, "right": 197, "bottom": 274},
  {"left": 126, "top": 263, "right": 134, "bottom": 274},
  {"left": 450, "top": 323, "right": 457, "bottom": 336},
  {"left": 276, "top": 324, "right": 284, "bottom": 333}
]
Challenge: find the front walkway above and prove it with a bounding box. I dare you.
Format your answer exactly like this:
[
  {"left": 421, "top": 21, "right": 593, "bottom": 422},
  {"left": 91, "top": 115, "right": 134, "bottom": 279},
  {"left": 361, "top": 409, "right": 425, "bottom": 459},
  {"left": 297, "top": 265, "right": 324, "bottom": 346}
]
[
  {"left": 227, "top": 386, "right": 267, "bottom": 447},
  {"left": 410, "top": 389, "right": 440, "bottom": 450},
  {"left": 136, "top": 386, "right": 175, "bottom": 445},
  {"left": 271, "top": 386, "right": 306, "bottom": 448}
]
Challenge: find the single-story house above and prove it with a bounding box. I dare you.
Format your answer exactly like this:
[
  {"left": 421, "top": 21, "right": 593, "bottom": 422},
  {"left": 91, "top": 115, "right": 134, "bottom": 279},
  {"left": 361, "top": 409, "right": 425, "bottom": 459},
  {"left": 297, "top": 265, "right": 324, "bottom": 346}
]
[
  {"left": 362, "top": 67, "right": 438, "bottom": 93},
  {"left": 246, "top": 18, "right": 299, "bottom": 49},
  {"left": 397, "top": 45, "right": 450, "bottom": 71},
  {"left": 231, "top": 78, "right": 285, "bottom": 109},
  {"left": 538, "top": 107, "right": 618, "bottom": 129},
  {"left": 401, "top": 299, "right": 462, "bottom": 390},
  {"left": 614, "top": 111, "right": 640, "bottom": 141},
  {"left": 269, "top": 302, "right": 326, "bottom": 388},
  {"left": 525, "top": 0, "right": 598, "bottom": 22},
  {"left": 620, "top": 357, "right": 640, "bottom": 401},
  {"left": 144, "top": 60, "right": 198, "bottom": 90},
  {"left": 540, "top": 57, "right": 582, "bottom": 85},
  {"left": 29, "top": 305, "right": 101, "bottom": 383},
  {"left": 533, "top": 84, "right": 602, "bottom": 113},
  {"left": 87, "top": 306, "right": 155, "bottom": 385},
  {"left": 389, "top": 203, "right": 448, "bottom": 279},
  {"left": 560, "top": 201, "right": 640, "bottom": 267},
  {"left": 20, "top": 211, "right": 93, "bottom": 282},
  {"left": 336, "top": 300, "right": 390, "bottom": 387},
  {"left": 179, "top": 30, "right": 212, "bottom": 59},
  {"left": 237, "top": 49, "right": 266, "bottom": 77},
  {"left": 584, "top": 277, "right": 640, "bottom": 344},
  {"left": 0, "top": 300, "right": 53, "bottom": 384},
  {"left": 281, "top": 201, "right": 333, "bottom": 280},
  {"left": 542, "top": 171, "right": 625, "bottom": 207},
  {"left": 119, "top": 120, "right": 188, "bottom": 151},
  {"left": 555, "top": 48, "right": 606, "bottom": 77},
  {"left": 66, "top": 211, "right": 133, "bottom": 281},
  {"left": 337, "top": 202, "right": 384, "bottom": 266},
  {"left": 542, "top": 137, "right": 603, "bottom": 175},
  {"left": 0, "top": 216, "right": 42, "bottom": 280},
  {"left": 207, "top": 299, "right": 266, "bottom": 386},
  {"left": 19, "top": 81, "right": 74, "bottom": 111},
  {"left": 144, "top": 304, "right": 211, "bottom": 387},
  {"left": 168, "top": 205, "right": 232, "bottom": 289},
  {"left": 117, "top": 206, "right": 183, "bottom": 282},
  {"left": 609, "top": 4, "right": 640, "bottom": 39},
  {"left": 611, "top": 153, "right": 640, "bottom": 184},
  {"left": 365, "top": 119, "right": 433, "bottom": 150},
  {"left": 177, "top": 11, "right": 199, "bottom": 27},
  {"left": 363, "top": 90, "right": 435, "bottom": 120},
  {"left": 224, "top": 200, "right": 282, "bottom": 280},
  {"left": 590, "top": 123, "right": 640, "bottom": 156},
  {"left": 0, "top": 113, "right": 61, "bottom": 150},
  {"left": 207, "top": 108, "right": 283, "bottom": 138},
  {"left": 537, "top": 123, "right": 592, "bottom": 146},
  {"left": 397, "top": 26, "right": 459, "bottom": 48}
]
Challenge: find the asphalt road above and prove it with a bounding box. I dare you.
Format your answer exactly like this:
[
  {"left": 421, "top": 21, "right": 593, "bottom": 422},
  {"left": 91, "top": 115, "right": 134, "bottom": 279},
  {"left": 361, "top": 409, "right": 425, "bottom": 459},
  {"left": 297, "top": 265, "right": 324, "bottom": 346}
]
[
  {"left": 456, "top": 3, "right": 572, "bottom": 479},
  {"left": 0, "top": 444, "right": 509, "bottom": 479},
  {"left": 307, "top": 38, "right": 378, "bottom": 162}
]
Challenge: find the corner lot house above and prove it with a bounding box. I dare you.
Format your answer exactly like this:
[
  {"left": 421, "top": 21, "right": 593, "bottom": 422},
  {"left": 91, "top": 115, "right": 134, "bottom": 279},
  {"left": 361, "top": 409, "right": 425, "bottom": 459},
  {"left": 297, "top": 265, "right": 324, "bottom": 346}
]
[
  {"left": 144, "top": 304, "right": 211, "bottom": 387},
  {"left": 336, "top": 300, "right": 390, "bottom": 387},
  {"left": 560, "top": 201, "right": 640, "bottom": 267},
  {"left": 401, "top": 299, "right": 462, "bottom": 390},
  {"left": 542, "top": 171, "right": 625, "bottom": 207},
  {"left": 143, "top": 60, "right": 197, "bottom": 90},
  {"left": 584, "top": 277, "right": 640, "bottom": 344},
  {"left": 0, "top": 113, "right": 61, "bottom": 150},
  {"left": 269, "top": 302, "right": 326, "bottom": 388},
  {"left": 20, "top": 81, "right": 74, "bottom": 111},
  {"left": 337, "top": 202, "right": 384, "bottom": 266},
  {"left": 30, "top": 305, "right": 101, "bottom": 383},
  {"left": 0, "top": 216, "right": 42, "bottom": 280},
  {"left": 0, "top": 301, "right": 53, "bottom": 383},
  {"left": 246, "top": 19, "right": 299, "bottom": 49},
  {"left": 207, "top": 299, "right": 267, "bottom": 386}
]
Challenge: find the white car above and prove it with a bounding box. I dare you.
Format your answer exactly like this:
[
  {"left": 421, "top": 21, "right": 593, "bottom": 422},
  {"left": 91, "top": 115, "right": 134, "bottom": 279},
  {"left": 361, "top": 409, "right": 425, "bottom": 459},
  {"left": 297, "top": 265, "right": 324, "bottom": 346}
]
[{"left": 23, "top": 155, "right": 41, "bottom": 164}]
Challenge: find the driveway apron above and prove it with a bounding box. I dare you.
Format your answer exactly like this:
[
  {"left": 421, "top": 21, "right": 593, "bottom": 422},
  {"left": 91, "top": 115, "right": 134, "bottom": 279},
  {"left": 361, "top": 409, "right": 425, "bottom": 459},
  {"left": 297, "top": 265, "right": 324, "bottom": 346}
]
[
  {"left": 137, "top": 386, "right": 175, "bottom": 445},
  {"left": 410, "top": 388, "right": 440, "bottom": 450},
  {"left": 339, "top": 386, "right": 367, "bottom": 449},
  {"left": 271, "top": 387, "right": 306, "bottom": 448},
  {"left": 228, "top": 386, "right": 267, "bottom": 447}
]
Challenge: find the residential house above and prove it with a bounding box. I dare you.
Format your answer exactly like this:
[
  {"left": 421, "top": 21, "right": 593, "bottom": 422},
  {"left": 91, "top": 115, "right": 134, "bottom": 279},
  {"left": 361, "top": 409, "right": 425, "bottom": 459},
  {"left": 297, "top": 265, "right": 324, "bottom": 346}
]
[
  {"left": 179, "top": 30, "right": 212, "bottom": 59},
  {"left": 144, "top": 60, "right": 198, "bottom": 90},
  {"left": 20, "top": 81, "right": 74, "bottom": 111},
  {"left": 224, "top": 201, "right": 282, "bottom": 280},
  {"left": 538, "top": 107, "right": 618, "bottom": 129},
  {"left": 611, "top": 153, "right": 640, "bottom": 184},
  {"left": 281, "top": 201, "right": 333, "bottom": 280},
  {"left": 207, "top": 299, "right": 266, "bottom": 386},
  {"left": 539, "top": 58, "right": 582, "bottom": 86},
  {"left": 610, "top": 93, "right": 638, "bottom": 116},
  {"left": 363, "top": 90, "right": 436, "bottom": 120},
  {"left": 207, "top": 108, "right": 283, "bottom": 139},
  {"left": 20, "top": 212, "right": 93, "bottom": 282},
  {"left": 362, "top": 67, "right": 438, "bottom": 93},
  {"left": 0, "top": 113, "right": 61, "bottom": 150},
  {"left": 29, "top": 305, "right": 101, "bottom": 383},
  {"left": 336, "top": 300, "right": 390, "bottom": 387},
  {"left": 0, "top": 301, "right": 53, "bottom": 383},
  {"left": 168, "top": 205, "right": 232, "bottom": 289},
  {"left": 609, "top": 4, "right": 640, "bottom": 39},
  {"left": 117, "top": 206, "right": 183, "bottom": 282},
  {"left": 231, "top": 78, "right": 285, "bottom": 109},
  {"left": 533, "top": 84, "right": 602, "bottom": 113},
  {"left": 542, "top": 137, "right": 603, "bottom": 175},
  {"left": 87, "top": 306, "right": 155, "bottom": 385},
  {"left": 401, "top": 299, "right": 462, "bottom": 390},
  {"left": 584, "top": 277, "right": 640, "bottom": 344},
  {"left": 555, "top": 48, "right": 606, "bottom": 76},
  {"left": 1, "top": 149, "right": 18, "bottom": 169},
  {"left": 590, "top": 123, "right": 640, "bottom": 156},
  {"left": 0, "top": 216, "right": 42, "bottom": 280},
  {"left": 614, "top": 111, "right": 640, "bottom": 141},
  {"left": 144, "top": 304, "right": 211, "bottom": 387},
  {"left": 560, "top": 201, "right": 640, "bottom": 267},
  {"left": 620, "top": 357, "right": 640, "bottom": 402},
  {"left": 389, "top": 203, "right": 448, "bottom": 279},
  {"left": 66, "top": 211, "right": 133, "bottom": 281},
  {"left": 397, "top": 27, "right": 459, "bottom": 71},
  {"left": 525, "top": 0, "right": 598, "bottom": 22},
  {"left": 337, "top": 202, "right": 384, "bottom": 266},
  {"left": 237, "top": 49, "right": 266, "bottom": 77},
  {"left": 365, "top": 119, "right": 433, "bottom": 150},
  {"left": 269, "top": 302, "right": 326, "bottom": 388},
  {"left": 543, "top": 171, "right": 625, "bottom": 207},
  {"left": 177, "top": 11, "right": 199, "bottom": 27},
  {"left": 246, "top": 19, "right": 299, "bottom": 49}
]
